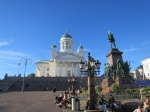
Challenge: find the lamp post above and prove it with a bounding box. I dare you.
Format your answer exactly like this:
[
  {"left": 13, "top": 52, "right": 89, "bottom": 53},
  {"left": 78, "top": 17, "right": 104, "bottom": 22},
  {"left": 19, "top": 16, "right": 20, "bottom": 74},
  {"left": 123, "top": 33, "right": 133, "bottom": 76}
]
[
  {"left": 79, "top": 52, "right": 101, "bottom": 110},
  {"left": 18, "top": 62, "right": 21, "bottom": 76},
  {"left": 68, "top": 74, "right": 78, "bottom": 110},
  {"left": 19, "top": 55, "right": 32, "bottom": 92}
]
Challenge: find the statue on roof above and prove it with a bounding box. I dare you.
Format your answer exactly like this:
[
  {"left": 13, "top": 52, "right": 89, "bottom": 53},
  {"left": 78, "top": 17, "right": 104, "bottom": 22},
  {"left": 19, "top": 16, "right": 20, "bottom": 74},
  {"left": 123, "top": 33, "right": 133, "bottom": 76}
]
[{"left": 107, "top": 31, "right": 117, "bottom": 49}]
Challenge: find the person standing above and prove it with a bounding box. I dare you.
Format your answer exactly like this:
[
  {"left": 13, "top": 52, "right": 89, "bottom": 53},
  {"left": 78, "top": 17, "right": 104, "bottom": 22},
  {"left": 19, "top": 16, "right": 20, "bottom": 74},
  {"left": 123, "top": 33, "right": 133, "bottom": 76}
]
[{"left": 53, "top": 87, "right": 56, "bottom": 96}]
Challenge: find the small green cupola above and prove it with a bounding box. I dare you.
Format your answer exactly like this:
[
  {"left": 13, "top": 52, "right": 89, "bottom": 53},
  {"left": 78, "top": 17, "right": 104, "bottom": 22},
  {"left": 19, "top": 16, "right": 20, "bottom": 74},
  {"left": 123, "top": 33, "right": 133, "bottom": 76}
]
[
  {"left": 50, "top": 43, "right": 57, "bottom": 59},
  {"left": 77, "top": 44, "right": 84, "bottom": 57}
]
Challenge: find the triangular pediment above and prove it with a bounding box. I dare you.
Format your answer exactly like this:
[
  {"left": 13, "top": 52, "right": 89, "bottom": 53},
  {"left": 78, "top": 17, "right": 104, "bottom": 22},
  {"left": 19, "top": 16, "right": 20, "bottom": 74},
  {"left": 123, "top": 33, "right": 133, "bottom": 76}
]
[{"left": 55, "top": 52, "right": 81, "bottom": 59}]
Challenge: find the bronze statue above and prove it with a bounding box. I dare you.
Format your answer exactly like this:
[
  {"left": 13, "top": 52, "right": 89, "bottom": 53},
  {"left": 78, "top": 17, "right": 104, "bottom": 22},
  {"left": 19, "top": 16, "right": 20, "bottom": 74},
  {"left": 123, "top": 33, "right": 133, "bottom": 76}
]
[
  {"left": 107, "top": 31, "right": 116, "bottom": 49},
  {"left": 116, "top": 59, "right": 124, "bottom": 77},
  {"left": 123, "top": 61, "right": 131, "bottom": 76},
  {"left": 104, "top": 63, "right": 113, "bottom": 78}
]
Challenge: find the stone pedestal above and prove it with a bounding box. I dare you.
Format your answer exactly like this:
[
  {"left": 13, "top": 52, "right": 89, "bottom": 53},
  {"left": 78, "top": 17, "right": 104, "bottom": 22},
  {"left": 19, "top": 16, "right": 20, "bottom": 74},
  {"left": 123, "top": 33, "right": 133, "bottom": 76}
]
[
  {"left": 106, "top": 48, "right": 123, "bottom": 66},
  {"left": 115, "top": 76, "right": 137, "bottom": 90},
  {"left": 101, "top": 78, "right": 114, "bottom": 93},
  {"left": 101, "top": 76, "right": 137, "bottom": 93}
]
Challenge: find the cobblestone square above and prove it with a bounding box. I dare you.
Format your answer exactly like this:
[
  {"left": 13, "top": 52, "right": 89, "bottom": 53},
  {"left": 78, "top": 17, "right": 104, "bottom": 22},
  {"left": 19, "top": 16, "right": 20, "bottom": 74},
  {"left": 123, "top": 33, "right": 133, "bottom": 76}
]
[{"left": 0, "top": 91, "right": 76, "bottom": 112}]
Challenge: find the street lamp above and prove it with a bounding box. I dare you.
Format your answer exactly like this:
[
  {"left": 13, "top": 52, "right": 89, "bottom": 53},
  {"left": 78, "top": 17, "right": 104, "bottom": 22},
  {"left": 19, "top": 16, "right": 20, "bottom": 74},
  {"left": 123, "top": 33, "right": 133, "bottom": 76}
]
[
  {"left": 68, "top": 74, "right": 78, "bottom": 110},
  {"left": 19, "top": 55, "right": 32, "bottom": 92},
  {"left": 79, "top": 52, "right": 101, "bottom": 110},
  {"left": 18, "top": 62, "right": 21, "bottom": 76}
]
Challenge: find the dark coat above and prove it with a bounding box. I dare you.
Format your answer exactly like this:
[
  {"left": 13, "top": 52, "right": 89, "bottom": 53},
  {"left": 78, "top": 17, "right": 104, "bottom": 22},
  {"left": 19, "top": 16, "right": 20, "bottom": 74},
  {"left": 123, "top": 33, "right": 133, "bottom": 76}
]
[{"left": 53, "top": 87, "right": 56, "bottom": 93}]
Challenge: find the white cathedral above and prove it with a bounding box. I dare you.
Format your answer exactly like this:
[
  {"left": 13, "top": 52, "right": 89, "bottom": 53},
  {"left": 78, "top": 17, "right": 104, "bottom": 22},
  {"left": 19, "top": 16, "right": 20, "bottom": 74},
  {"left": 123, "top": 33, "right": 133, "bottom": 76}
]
[{"left": 35, "top": 32, "right": 84, "bottom": 77}]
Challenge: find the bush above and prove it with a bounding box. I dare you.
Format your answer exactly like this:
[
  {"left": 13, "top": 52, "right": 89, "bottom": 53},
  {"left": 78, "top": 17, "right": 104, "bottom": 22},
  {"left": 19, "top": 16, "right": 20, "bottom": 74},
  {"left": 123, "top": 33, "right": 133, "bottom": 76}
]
[
  {"left": 95, "top": 85, "right": 102, "bottom": 94},
  {"left": 81, "top": 88, "right": 88, "bottom": 94},
  {"left": 125, "top": 88, "right": 132, "bottom": 94},
  {"left": 111, "top": 83, "right": 119, "bottom": 92}
]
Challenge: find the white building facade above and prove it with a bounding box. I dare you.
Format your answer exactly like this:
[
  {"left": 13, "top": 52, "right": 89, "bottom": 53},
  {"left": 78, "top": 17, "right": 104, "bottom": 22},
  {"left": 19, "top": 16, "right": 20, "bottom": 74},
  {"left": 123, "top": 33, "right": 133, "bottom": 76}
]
[
  {"left": 35, "top": 32, "right": 84, "bottom": 77},
  {"left": 141, "top": 58, "right": 150, "bottom": 80}
]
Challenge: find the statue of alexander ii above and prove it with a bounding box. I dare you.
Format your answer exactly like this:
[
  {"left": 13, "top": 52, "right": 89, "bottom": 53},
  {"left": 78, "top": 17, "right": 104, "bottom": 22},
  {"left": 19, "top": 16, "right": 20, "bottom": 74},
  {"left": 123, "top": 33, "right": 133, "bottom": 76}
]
[{"left": 107, "top": 31, "right": 117, "bottom": 49}]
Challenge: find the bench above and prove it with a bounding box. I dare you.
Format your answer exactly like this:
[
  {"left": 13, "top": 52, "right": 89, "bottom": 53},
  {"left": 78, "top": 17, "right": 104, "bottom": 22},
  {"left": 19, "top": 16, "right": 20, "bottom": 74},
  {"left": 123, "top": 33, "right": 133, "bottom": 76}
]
[
  {"left": 111, "top": 101, "right": 121, "bottom": 112},
  {"left": 97, "top": 101, "right": 121, "bottom": 112}
]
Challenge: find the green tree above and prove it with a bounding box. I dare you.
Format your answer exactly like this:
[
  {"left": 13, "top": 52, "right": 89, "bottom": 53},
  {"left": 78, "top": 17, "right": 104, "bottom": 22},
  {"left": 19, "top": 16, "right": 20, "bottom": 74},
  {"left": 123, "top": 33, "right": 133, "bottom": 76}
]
[
  {"left": 95, "top": 85, "right": 102, "bottom": 94},
  {"left": 27, "top": 73, "right": 35, "bottom": 78},
  {"left": 111, "top": 83, "right": 119, "bottom": 92}
]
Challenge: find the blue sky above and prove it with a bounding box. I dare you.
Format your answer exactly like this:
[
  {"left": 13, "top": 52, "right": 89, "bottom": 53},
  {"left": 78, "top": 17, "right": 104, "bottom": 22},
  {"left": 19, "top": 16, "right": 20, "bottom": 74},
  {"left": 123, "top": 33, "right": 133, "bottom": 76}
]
[{"left": 0, "top": 0, "right": 150, "bottom": 79}]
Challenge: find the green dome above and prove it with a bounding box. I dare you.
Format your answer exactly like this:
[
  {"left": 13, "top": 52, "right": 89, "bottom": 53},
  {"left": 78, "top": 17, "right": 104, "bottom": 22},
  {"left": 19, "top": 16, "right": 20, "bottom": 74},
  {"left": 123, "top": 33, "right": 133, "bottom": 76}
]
[
  {"left": 61, "top": 33, "right": 72, "bottom": 39},
  {"left": 79, "top": 45, "right": 83, "bottom": 49},
  {"left": 51, "top": 44, "right": 57, "bottom": 48}
]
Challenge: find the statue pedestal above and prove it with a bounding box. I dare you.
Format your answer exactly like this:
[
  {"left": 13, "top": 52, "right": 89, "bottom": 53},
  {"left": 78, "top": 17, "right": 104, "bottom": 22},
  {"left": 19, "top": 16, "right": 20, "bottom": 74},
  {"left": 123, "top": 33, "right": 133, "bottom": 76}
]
[
  {"left": 106, "top": 48, "right": 123, "bottom": 66},
  {"left": 115, "top": 77, "right": 137, "bottom": 90},
  {"left": 101, "top": 76, "right": 137, "bottom": 93},
  {"left": 101, "top": 78, "right": 114, "bottom": 93}
]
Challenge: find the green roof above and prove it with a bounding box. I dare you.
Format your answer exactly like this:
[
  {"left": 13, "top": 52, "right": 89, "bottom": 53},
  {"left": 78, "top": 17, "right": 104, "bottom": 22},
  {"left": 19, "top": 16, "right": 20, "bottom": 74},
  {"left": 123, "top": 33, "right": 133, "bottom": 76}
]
[
  {"left": 61, "top": 33, "right": 72, "bottom": 39},
  {"left": 51, "top": 45, "right": 57, "bottom": 48},
  {"left": 79, "top": 45, "right": 83, "bottom": 49}
]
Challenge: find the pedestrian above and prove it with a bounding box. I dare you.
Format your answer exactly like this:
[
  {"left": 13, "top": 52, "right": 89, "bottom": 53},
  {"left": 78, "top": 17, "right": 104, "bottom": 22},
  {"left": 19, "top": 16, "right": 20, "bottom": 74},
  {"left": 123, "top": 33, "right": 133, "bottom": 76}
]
[
  {"left": 53, "top": 87, "right": 56, "bottom": 96},
  {"left": 143, "top": 102, "right": 150, "bottom": 112},
  {"left": 133, "top": 104, "right": 143, "bottom": 112},
  {"left": 98, "top": 94, "right": 108, "bottom": 112},
  {"left": 108, "top": 95, "right": 115, "bottom": 112}
]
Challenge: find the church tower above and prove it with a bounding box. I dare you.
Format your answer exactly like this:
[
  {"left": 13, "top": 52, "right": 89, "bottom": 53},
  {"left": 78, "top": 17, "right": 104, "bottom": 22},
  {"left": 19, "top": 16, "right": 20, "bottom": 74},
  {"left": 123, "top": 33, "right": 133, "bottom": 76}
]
[
  {"left": 60, "top": 32, "right": 74, "bottom": 52},
  {"left": 50, "top": 43, "right": 57, "bottom": 59},
  {"left": 77, "top": 44, "right": 84, "bottom": 58}
]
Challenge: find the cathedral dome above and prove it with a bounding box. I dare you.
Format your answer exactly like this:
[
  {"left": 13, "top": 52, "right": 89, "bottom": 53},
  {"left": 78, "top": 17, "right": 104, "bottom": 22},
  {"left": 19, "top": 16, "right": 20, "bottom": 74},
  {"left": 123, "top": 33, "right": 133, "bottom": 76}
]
[
  {"left": 78, "top": 45, "right": 84, "bottom": 49},
  {"left": 61, "top": 33, "right": 72, "bottom": 39},
  {"left": 51, "top": 44, "right": 57, "bottom": 48}
]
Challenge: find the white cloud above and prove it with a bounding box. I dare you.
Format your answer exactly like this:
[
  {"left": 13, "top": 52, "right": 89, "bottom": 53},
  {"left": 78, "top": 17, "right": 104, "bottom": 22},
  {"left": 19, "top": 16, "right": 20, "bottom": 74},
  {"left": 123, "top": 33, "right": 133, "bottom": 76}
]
[
  {"left": 124, "top": 48, "right": 138, "bottom": 53},
  {"left": 0, "top": 41, "right": 9, "bottom": 46},
  {"left": 84, "top": 49, "right": 92, "bottom": 52},
  {"left": 0, "top": 50, "right": 26, "bottom": 60},
  {"left": 141, "top": 41, "right": 150, "bottom": 46}
]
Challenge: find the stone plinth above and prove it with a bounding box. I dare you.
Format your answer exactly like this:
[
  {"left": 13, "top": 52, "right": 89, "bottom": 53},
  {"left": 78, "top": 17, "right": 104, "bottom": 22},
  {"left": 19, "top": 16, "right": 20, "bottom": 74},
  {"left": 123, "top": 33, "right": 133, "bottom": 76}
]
[
  {"left": 101, "top": 78, "right": 114, "bottom": 93},
  {"left": 115, "top": 76, "right": 137, "bottom": 90},
  {"left": 106, "top": 48, "right": 123, "bottom": 66},
  {"left": 101, "top": 76, "right": 137, "bottom": 93}
]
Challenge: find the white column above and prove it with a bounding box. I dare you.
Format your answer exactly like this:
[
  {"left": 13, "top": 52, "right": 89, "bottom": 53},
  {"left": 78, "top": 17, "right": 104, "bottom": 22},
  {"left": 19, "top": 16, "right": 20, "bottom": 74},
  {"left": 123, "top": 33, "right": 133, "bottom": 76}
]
[
  {"left": 75, "top": 63, "right": 77, "bottom": 76},
  {"left": 54, "top": 62, "right": 56, "bottom": 77},
  {"left": 44, "top": 67, "right": 46, "bottom": 77},
  {"left": 59, "top": 62, "right": 62, "bottom": 77},
  {"left": 65, "top": 62, "right": 67, "bottom": 76}
]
